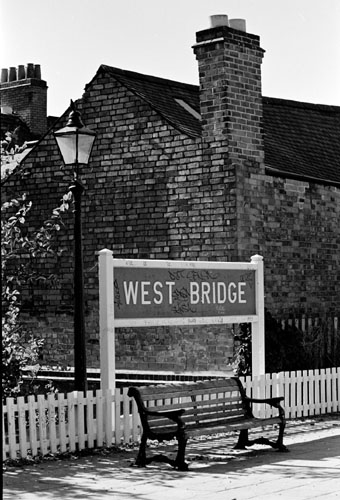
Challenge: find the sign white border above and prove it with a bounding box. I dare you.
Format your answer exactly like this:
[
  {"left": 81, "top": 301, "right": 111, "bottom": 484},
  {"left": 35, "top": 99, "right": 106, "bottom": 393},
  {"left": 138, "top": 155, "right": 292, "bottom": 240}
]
[{"left": 98, "top": 250, "right": 265, "bottom": 396}]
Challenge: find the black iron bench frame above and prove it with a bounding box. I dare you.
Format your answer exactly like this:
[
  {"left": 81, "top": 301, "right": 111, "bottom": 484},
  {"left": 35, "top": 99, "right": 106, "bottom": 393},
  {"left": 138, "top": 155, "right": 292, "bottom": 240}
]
[{"left": 128, "top": 377, "right": 288, "bottom": 471}]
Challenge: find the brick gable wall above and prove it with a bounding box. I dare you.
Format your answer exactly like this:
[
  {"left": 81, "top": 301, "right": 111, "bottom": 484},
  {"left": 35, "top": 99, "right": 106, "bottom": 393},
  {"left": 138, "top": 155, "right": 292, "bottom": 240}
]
[{"left": 3, "top": 73, "right": 236, "bottom": 371}]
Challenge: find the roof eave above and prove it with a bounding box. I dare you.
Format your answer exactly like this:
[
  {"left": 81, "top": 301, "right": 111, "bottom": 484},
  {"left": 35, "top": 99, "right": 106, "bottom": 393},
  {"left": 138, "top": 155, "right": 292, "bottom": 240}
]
[{"left": 265, "top": 165, "right": 340, "bottom": 188}]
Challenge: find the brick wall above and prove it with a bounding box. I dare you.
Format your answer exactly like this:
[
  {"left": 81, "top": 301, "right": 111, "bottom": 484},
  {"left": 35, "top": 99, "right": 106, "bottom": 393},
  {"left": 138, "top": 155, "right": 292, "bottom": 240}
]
[{"left": 253, "top": 175, "right": 339, "bottom": 316}]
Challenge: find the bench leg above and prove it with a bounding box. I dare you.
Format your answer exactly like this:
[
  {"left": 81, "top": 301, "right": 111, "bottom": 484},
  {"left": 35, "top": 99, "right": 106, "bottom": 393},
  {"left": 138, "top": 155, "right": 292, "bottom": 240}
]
[
  {"left": 234, "top": 429, "right": 249, "bottom": 449},
  {"left": 234, "top": 426, "right": 288, "bottom": 452},
  {"left": 174, "top": 433, "right": 189, "bottom": 471},
  {"left": 276, "top": 421, "right": 288, "bottom": 452},
  {"left": 135, "top": 434, "right": 147, "bottom": 467}
]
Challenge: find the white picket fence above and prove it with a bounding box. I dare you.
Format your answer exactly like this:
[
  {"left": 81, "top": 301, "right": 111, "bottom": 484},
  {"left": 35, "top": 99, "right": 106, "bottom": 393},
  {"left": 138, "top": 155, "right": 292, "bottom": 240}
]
[{"left": 3, "top": 367, "right": 339, "bottom": 461}]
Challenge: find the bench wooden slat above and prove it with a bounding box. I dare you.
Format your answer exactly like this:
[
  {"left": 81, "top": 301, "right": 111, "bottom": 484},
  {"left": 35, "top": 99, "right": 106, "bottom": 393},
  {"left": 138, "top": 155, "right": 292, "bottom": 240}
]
[
  {"left": 146, "top": 395, "right": 243, "bottom": 412},
  {"left": 138, "top": 379, "right": 240, "bottom": 401},
  {"left": 183, "top": 401, "right": 243, "bottom": 413},
  {"left": 182, "top": 406, "right": 244, "bottom": 420},
  {"left": 186, "top": 416, "right": 282, "bottom": 436},
  {"left": 148, "top": 408, "right": 245, "bottom": 427},
  {"left": 139, "top": 378, "right": 239, "bottom": 394}
]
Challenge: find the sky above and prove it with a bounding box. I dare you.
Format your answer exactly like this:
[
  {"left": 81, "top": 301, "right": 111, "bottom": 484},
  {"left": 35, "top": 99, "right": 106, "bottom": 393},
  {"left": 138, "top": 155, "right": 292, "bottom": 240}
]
[{"left": 1, "top": 0, "right": 340, "bottom": 117}]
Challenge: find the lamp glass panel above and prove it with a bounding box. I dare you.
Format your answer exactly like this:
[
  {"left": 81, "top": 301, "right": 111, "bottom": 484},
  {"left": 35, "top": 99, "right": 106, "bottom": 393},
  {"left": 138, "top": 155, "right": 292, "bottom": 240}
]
[
  {"left": 55, "top": 135, "right": 78, "bottom": 165},
  {"left": 55, "top": 131, "right": 95, "bottom": 165},
  {"left": 78, "top": 134, "right": 96, "bottom": 164}
]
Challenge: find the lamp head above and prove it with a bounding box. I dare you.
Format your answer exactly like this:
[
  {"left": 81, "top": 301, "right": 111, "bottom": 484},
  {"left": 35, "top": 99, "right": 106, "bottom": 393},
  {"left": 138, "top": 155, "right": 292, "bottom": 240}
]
[{"left": 54, "top": 100, "right": 96, "bottom": 168}]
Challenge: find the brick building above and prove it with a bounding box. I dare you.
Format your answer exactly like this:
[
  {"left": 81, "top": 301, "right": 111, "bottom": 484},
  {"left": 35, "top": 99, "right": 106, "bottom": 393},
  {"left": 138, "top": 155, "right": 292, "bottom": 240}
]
[
  {"left": 1, "top": 63, "right": 47, "bottom": 138},
  {"left": 1, "top": 16, "right": 339, "bottom": 373}
]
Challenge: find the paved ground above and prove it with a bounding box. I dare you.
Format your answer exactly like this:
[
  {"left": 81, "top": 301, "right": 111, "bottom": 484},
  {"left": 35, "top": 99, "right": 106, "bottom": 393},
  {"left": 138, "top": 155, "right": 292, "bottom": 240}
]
[{"left": 3, "top": 414, "right": 340, "bottom": 500}]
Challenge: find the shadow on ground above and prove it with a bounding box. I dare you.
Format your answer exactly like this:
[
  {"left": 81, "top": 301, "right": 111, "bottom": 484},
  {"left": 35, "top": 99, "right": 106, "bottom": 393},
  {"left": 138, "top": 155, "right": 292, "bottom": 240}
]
[{"left": 3, "top": 434, "right": 340, "bottom": 500}]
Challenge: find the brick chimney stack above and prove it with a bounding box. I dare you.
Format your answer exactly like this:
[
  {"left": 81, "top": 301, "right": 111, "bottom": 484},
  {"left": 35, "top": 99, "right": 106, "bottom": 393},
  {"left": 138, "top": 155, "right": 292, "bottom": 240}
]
[
  {"left": 192, "top": 16, "right": 266, "bottom": 260},
  {"left": 193, "top": 15, "right": 265, "bottom": 163},
  {"left": 0, "top": 63, "right": 47, "bottom": 137}
]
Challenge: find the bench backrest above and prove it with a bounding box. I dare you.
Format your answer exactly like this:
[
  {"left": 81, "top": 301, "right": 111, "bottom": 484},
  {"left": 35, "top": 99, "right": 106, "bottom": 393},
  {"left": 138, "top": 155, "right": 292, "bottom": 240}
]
[{"left": 129, "top": 378, "right": 249, "bottom": 432}]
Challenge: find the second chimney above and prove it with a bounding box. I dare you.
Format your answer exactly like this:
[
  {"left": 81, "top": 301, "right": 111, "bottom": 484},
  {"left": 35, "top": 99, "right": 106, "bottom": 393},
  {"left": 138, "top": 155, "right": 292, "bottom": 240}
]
[
  {"left": 0, "top": 63, "right": 47, "bottom": 137},
  {"left": 193, "top": 16, "right": 265, "bottom": 162}
]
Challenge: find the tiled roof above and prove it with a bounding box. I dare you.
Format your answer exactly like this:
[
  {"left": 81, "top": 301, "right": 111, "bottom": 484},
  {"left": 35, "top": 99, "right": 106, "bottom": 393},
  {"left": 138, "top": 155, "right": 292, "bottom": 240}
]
[
  {"left": 262, "top": 98, "right": 340, "bottom": 185},
  {"left": 94, "top": 65, "right": 340, "bottom": 185},
  {"left": 97, "top": 66, "right": 201, "bottom": 138}
]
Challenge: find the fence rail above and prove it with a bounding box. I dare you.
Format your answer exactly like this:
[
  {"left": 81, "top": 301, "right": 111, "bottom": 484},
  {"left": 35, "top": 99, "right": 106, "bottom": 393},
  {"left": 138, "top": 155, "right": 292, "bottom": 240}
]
[{"left": 3, "top": 367, "right": 339, "bottom": 461}]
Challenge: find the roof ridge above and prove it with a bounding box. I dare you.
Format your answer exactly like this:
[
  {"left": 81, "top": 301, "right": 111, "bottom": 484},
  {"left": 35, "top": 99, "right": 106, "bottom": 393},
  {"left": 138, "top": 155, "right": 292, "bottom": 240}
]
[
  {"left": 99, "top": 64, "right": 199, "bottom": 91},
  {"left": 263, "top": 96, "right": 340, "bottom": 113},
  {"left": 91, "top": 66, "right": 339, "bottom": 113}
]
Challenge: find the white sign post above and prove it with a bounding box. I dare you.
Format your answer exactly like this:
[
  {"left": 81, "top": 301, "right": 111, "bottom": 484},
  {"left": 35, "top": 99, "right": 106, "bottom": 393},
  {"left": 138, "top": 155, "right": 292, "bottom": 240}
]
[
  {"left": 98, "top": 250, "right": 265, "bottom": 400},
  {"left": 250, "top": 254, "right": 265, "bottom": 377},
  {"left": 98, "top": 249, "right": 116, "bottom": 394}
]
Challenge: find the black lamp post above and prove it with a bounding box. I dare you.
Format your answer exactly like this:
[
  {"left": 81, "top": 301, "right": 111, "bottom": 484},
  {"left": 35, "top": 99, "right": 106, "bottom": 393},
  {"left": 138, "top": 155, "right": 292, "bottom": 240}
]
[{"left": 54, "top": 100, "right": 96, "bottom": 393}]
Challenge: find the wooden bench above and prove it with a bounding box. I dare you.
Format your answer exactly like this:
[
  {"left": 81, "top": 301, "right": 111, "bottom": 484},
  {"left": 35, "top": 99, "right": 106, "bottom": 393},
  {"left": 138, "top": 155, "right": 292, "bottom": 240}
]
[{"left": 128, "top": 377, "right": 288, "bottom": 471}]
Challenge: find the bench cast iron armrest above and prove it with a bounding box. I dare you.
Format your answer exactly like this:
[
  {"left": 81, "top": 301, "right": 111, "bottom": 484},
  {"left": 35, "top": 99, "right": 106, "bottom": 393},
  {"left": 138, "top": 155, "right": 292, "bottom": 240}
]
[{"left": 245, "top": 396, "right": 284, "bottom": 408}]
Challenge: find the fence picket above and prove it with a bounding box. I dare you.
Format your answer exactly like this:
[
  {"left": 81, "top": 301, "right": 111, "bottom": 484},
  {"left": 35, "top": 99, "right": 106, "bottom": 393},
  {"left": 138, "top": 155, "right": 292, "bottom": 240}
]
[
  {"left": 6, "top": 398, "right": 17, "bottom": 459},
  {"left": 104, "top": 389, "right": 113, "bottom": 447},
  {"left": 325, "top": 368, "right": 332, "bottom": 413},
  {"left": 320, "top": 369, "right": 326, "bottom": 414},
  {"left": 86, "top": 391, "right": 95, "bottom": 449},
  {"left": 17, "top": 397, "right": 27, "bottom": 458},
  {"left": 76, "top": 392, "right": 85, "bottom": 450},
  {"left": 296, "top": 371, "right": 303, "bottom": 418},
  {"left": 242, "top": 375, "right": 252, "bottom": 398},
  {"left": 308, "top": 369, "right": 315, "bottom": 416},
  {"left": 95, "top": 390, "right": 104, "bottom": 448},
  {"left": 58, "top": 393, "right": 67, "bottom": 452},
  {"left": 287, "top": 371, "right": 294, "bottom": 419},
  {"left": 114, "top": 389, "right": 121, "bottom": 444},
  {"left": 37, "top": 394, "right": 48, "bottom": 455},
  {"left": 264, "top": 373, "right": 272, "bottom": 418},
  {"left": 283, "top": 372, "right": 291, "bottom": 419},
  {"left": 122, "top": 387, "right": 131, "bottom": 443},
  {"left": 67, "top": 392, "right": 76, "bottom": 452},
  {"left": 301, "top": 370, "right": 309, "bottom": 416},
  {"left": 47, "top": 394, "right": 57, "bottom": 454},
  {"left": 314, "top": 369, "right": 321, "bottom": 415},
  {"left": 27, "top": 395, "right": 37, "bottom": 457},
  {"left": 331, "top": 367, "right": 338, "bottom": 412}
]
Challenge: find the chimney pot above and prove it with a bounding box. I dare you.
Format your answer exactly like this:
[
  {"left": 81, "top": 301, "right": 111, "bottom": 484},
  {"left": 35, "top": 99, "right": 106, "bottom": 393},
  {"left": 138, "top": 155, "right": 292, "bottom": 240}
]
[
  {"left": 210, "top": 15, "right": 229, "bottom": 28},
  {"left": 26, "top": 63, "right": 34, "bottom": 78},
  {"left": 9, "top": 67, "right": 17, "bottom": 82},
  {"left": 229, "top": 19, "right": 247, "bottom": 32},
  {"left": 34, "top": 64, "right": 41, "bottom": 79},
  {"left": 1, "top": 68, "right": 9, "bottom": 83},
  {"left": 18, "top": 65, "right": 26, "bottom": 80}
]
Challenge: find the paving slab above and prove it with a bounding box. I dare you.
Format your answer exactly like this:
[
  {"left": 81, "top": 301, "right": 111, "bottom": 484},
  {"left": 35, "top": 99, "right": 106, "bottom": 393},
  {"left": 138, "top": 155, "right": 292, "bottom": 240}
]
[{"left": 3, "top": 415, "right": 340, "bottom": 500}]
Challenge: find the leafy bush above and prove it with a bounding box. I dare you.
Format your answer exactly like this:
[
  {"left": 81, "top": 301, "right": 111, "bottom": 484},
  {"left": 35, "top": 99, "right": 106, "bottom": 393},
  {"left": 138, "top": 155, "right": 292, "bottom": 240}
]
[
  {"left": 1, "top": 191, "right": 71, "bottom": 399},
  {"left": 233, "top": 311, "right": 310, "bottom": 376}
]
